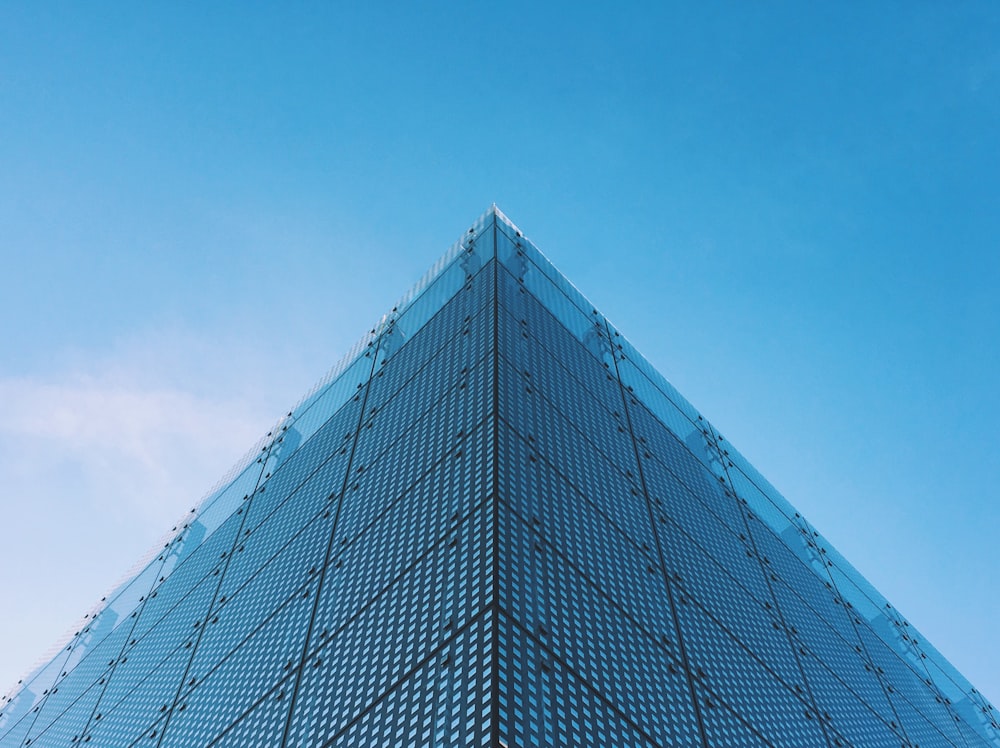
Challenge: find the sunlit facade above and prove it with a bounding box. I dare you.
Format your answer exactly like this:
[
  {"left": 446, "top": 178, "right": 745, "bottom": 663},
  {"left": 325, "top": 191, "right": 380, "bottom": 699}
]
[{"left": 1, "top": 207, "right": 996, "bottom": 747}]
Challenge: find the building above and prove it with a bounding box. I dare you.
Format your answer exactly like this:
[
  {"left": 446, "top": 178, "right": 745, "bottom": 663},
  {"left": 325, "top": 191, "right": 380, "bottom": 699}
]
[{"left": 1, "top": 207, "right": 997, "bottom": 747}]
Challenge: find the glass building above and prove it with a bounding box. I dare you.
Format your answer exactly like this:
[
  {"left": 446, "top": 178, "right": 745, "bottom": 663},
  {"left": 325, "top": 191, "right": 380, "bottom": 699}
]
[{"left": 1, "top": 207, "right": 997, "bottom": 747}]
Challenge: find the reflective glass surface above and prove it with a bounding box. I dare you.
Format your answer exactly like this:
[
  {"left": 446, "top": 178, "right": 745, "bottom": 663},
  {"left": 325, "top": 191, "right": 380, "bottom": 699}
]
[{"left": 1, "top": 207, "right": 995, "bottom": 747}]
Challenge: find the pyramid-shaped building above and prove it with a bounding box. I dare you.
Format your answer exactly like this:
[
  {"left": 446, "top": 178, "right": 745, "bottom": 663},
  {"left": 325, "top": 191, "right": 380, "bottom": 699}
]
[{"left": 2, "top": 208, "right": 997, "bottom": 747}]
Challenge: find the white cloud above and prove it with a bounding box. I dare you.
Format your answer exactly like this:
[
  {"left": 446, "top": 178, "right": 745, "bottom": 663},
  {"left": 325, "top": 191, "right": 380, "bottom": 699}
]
[
  {"left": 0, "top": 377, "right": 262, "bottom": 517},
  {"left": 0, "top": 329, "right": 291, "bottom": 698}
]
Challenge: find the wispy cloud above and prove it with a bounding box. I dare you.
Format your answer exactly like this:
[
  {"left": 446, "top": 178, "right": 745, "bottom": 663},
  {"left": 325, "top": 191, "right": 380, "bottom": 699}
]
[
  {"left": 0, "top": 376, "right": 263, "bottom": 518},
  {"left": 0, "top": 328, "right": 293, "bottom": 696}
]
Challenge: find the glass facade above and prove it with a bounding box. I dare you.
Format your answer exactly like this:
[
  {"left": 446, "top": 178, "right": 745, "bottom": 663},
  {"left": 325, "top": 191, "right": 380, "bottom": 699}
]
[{"left": 1, "top": 207, "right": 997, "bottom": 747}]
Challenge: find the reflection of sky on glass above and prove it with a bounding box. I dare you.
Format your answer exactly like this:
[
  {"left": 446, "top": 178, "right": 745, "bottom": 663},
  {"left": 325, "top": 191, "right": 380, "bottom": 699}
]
[{"left": 0, "top": 2, "right": 997, "bottom": 706}]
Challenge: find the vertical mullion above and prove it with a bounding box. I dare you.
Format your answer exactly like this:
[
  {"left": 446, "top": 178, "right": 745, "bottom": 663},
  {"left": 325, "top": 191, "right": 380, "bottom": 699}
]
[
  {"left": 275, "top": 334, "right": 383, "bottom": 748},
  {"left": 604, "top": 318, "right": 712, "bottom": 748}
]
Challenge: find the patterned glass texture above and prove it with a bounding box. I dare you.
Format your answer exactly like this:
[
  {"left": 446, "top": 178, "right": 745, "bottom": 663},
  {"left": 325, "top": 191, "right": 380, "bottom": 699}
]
[{"left": 1, "top": 207, "right": 996, "bottom": 747}]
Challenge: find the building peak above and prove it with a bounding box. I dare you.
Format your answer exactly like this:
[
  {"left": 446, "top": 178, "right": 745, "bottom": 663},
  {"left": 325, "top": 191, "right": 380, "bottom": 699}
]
[{"left": 2, "top": 210, "right": 996, "bottom": 747}]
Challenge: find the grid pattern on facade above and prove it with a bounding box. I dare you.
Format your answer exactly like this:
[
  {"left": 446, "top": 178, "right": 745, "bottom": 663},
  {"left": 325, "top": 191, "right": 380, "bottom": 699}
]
[{"left": 1, "top": 208, "right": 996, "bottom": 747}]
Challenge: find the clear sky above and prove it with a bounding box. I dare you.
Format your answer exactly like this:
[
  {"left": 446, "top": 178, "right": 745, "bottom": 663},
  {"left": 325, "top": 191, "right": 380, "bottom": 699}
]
[{"left": 1, "top": 2, "right": 998, "bottom": 706}]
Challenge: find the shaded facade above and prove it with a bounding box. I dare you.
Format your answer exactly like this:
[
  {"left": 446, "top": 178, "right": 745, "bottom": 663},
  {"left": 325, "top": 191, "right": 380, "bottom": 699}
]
[{"left": 1, "top": 208, "right": 997, "bottom": 747}]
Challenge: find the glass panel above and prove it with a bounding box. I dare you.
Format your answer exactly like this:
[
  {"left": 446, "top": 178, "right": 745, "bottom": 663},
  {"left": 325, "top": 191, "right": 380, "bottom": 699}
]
[
  {"left": 496, "top": 230, "right": 609, "bottom": 368},
  {"left": 8, "top": 206, "right": 998, "bottom": 748},
  {"left": 0, "top": 208, "right": 502, "bottom": 717}
]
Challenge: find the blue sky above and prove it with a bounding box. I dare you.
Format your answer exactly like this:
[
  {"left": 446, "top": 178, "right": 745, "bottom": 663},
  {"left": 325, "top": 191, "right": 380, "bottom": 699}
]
[{"left": 1, "top": 2, "right": 998, "bottom": 706}]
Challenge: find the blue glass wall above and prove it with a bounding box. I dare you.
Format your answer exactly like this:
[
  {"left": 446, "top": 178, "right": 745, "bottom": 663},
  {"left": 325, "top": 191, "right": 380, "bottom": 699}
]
[
  {"left": 491, "top": 210, "right": 999, "bottom": 748},
  {"left": 1, "top": 208, "right": 996, "bottom": 747}
]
